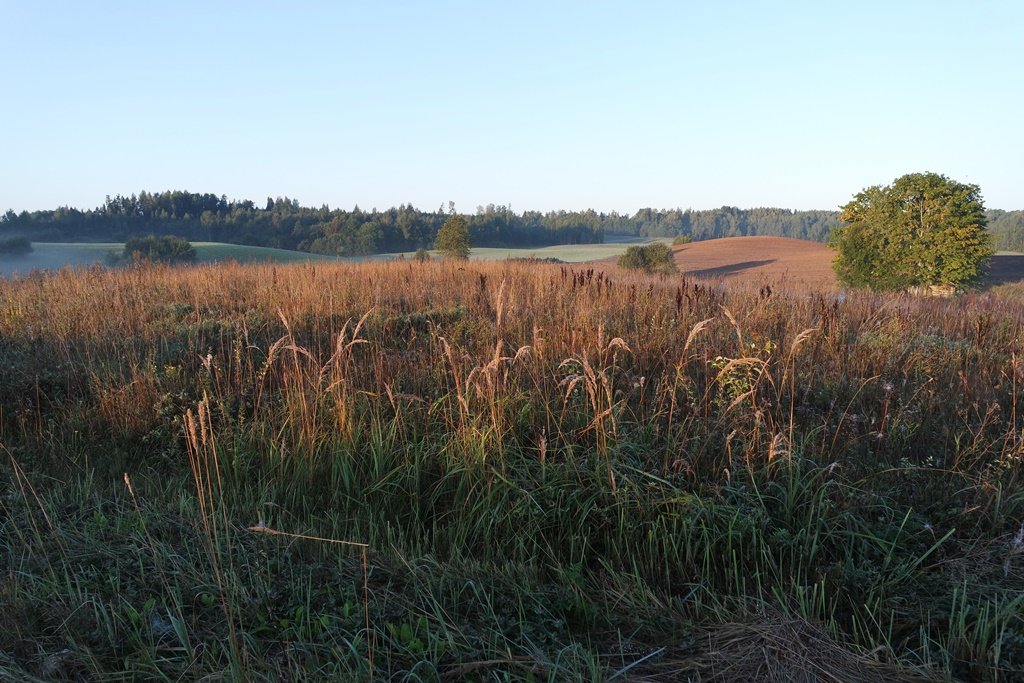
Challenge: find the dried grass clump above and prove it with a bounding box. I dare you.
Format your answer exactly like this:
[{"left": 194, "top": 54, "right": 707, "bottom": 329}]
[{"left": 638, "top": 616, "right": 931, "bottom": 683}]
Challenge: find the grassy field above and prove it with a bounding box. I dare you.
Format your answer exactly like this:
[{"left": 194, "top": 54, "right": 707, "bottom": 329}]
[
  {"left": 389, "top": 237, "right": 670, "bottom": 263},
  {"left": 0, "top": 242, "right": 123, "bottom": 275},
  {"left": 1, "top": 259, "right": 1023, "bottom": 681},
  {"left": 0, "top": 238, "right": 667, "bottom": 278},
  {"left": 191, "top": 242, "right": 342, "bottom": 264},
  {"left": 0, "top": 242, "right": 340, "bottom": 276}
]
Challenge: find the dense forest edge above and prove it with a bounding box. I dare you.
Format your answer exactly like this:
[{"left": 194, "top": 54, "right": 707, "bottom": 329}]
[{"left": 2, "top": 191, "right": 1022, "bottom": 256}]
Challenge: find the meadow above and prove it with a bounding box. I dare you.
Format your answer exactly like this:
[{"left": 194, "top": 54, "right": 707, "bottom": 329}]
[
  {"left": 0, "top": 242, "right": 341, "bottom": 277},
  {"left": 0, "top": 239, "right": 667, "bottom": 279},
  {"left": 1, "top": 259, "right": 1022, "bottom": 681},
  {"left": 389, "top": 239, "right": 672, "bottom": 264}
]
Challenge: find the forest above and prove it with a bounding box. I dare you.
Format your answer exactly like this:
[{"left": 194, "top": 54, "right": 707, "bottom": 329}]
[{"left": 2, "top": 190, "right": 1022, "bottom": 255}]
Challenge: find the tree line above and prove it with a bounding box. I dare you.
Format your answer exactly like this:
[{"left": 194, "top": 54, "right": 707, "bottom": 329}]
[
  {"left": 987, "top": 210, "right": 1024, "bottom": 252},
  {"left": 0, "top": 193, "right": 608, "bottom": 256},
  {"left": 2, "top": 190, "right": 1021, "bottom": 254}
]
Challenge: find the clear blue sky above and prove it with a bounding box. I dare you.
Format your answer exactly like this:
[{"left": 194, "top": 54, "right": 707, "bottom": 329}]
[{"left": 2, "top": 1, "right": 1021, "bottom": 214}]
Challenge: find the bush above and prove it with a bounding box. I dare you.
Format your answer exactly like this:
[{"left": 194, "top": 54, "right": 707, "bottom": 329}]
[
  {"left": 617, "top": 242, "right": 678, "bottom": 274},
  {"left": 123, "top": 235, "right": 196, "bottom": 264},
  {"left": 0, "top": 236, "right": 32, "bottom": 256},
  {"left": 672, "top": 235, "right": 693, "bottom": 245}
]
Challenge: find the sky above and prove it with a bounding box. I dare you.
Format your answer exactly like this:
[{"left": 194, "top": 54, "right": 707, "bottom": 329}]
[{"left": 2, "top": 1, "right": 1022, "bottom": 214}]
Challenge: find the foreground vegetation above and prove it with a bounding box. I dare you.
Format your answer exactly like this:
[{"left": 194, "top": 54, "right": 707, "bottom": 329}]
[{"left": 1, "top": 260, "right": 1022, "bottom": 681}]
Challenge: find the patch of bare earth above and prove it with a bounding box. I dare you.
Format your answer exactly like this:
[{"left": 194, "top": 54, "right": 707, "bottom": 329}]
[
  {"left": 597, "top": 236, "right": 840, "bottom": 292},
  {"left": 594, "top": 237, "right": 1024, "bottom": 294}
]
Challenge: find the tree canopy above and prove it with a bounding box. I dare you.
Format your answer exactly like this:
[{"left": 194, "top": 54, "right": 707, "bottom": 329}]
[
  {"left": 831, "top": 173, "right": 992, "bottom": 291},
  {"left": 434, "top": 215, "right": 471, "bottom": 260},
  {"left": 2, "top": 189, "right": 1018, "bottom": 257}
]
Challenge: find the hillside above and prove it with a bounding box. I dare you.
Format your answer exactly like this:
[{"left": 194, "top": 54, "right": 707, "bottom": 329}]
[
  {"left": 597, "top": 236, "right": 838, "bottom": 290},
  {"left": 671, "top": 236, "right": 839, "bottom": 290},
  {"left": 0, "top": 242, "right": 340, "bottom": 277},
  {"left": 599, "top": 236, "right": 1024, "bottom": 292}
]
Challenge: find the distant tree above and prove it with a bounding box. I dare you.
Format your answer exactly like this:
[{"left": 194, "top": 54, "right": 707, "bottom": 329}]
[
  {"left": 831, "top": 172, "right": 991, "bottom": 291},
  {"left": 124, "top": 235, "right": 196, "bottom": 264},
  {"left": 435, "top": 215, "right": 470, "bottom": 260},
  {"left": 413, "top": 248, "right": 431, "bottom": 262},
  {"left": 617, "top": 243, "right": 678, "bottom": 275}
]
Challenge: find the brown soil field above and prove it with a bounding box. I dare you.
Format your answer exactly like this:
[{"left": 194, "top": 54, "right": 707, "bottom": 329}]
[
  {"left": 596, "top": 236, "right": 1024, "bottom": 293},
  {"left": 672, "top": 236, "right": 839, "bottom": 290},
  {"left": 597, "top": 236, "right": 841, "bottom": 292}
]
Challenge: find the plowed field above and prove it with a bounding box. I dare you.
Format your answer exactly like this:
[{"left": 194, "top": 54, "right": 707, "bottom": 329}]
[
  {"left": 599, "top": 236, "right": 840, "bottom": 291},
  {"left": 597, "top": 236, "right": 1024, "bottom": 292}
]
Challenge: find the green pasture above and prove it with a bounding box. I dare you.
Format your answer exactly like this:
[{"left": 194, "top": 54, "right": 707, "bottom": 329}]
[
  {"left": 0, "top": 242, "right": 340, "bottom": 276},
  {"left": 389, "top": 236, "right": 670, "bottom": 263},
  {"left": 0, "top": 237, "right": 672, "bottom": 277},
  {"left": 190, "top": 242, "right": 340, "bottom": 263}
]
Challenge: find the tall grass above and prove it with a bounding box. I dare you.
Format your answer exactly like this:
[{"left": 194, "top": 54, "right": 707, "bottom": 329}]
[{"left": 1, "top": 259, "right": 1022, "bottom": 680}]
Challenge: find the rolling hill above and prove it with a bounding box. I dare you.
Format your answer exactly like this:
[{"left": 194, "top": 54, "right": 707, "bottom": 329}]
[{"left": 597, "top": 236, "right": 1024, "bottom": 292}]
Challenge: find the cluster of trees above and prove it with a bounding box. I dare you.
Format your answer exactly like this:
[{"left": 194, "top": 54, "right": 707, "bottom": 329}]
[
  {"left": 3, "top": 189, "right": 1019, "bottom": 258},
  {"left": 626, "top": 206, "right": 841, "bottom": 241},
  {"left": 0, "top": 193, "right": 608, "bottom": 256},
  {"left": 0, "top": 195, "right": 847, "bottom": 255}
]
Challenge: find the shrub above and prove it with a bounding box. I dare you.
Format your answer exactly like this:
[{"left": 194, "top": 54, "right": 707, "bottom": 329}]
[
  {"left": 672, "top": 235, "right": 693, "bottom": 245},
  {"left": 0, "top": 236, "right": 32, "bottom": 256},
  {"left": 123, "top": 235, "right": 196, "bottom": 264},
  {"left": 617, "top": 242, "right": 678, "bottom": 274}
]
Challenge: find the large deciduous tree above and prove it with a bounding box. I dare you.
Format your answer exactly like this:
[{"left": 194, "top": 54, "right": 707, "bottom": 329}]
[
  {"left": 435, "top": 215, "right": 470, "bottom": 260},
  {"left": 831, "top": 172, "right": 991, "bottom": 291}
]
